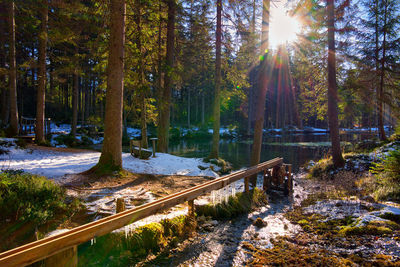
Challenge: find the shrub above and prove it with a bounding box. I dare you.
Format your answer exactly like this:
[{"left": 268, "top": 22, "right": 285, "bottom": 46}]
[
  {"left": 54, "top": 134, "right": 78, "bottom": 147},
  {"left": 307, "top": 158, "right": 336, "bottom": 179},
  {"left": 0, "top": 171, "right": 68, "bottom": 225},
  {"left": 371, "top": 149, "right": 400, "bottom": 200}
]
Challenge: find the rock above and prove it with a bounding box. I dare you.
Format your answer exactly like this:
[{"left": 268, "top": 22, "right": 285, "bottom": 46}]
[
  {"left": 210, "top": 220, "right": 218, "bottom": 226},
  {"left": 361, "top": 195, "right": 375, "bottom": 203},
  {"left": 253, "top": 217, "right": 268, "bottom": 228}
]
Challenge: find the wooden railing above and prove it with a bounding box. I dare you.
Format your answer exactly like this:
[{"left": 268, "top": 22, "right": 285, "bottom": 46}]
[
  {"left": 0, "top": 157, "right": 289, "bottom": 266},
  {"left": 19, "top": 116, "right": 51, "bottom": 136}
]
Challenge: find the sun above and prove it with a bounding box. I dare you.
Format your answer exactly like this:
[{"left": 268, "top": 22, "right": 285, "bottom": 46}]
[{"left": 269, "top": 4, "right": 302, "bottom": 49}]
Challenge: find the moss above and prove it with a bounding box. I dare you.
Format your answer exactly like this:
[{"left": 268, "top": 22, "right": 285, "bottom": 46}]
[
  {"left": 78, "top": 215, "right": 196, "bottom": 266},
  {"left": 245, "top": 236, "right": 355, "bottom": 266},
  {"left": 196, "top": 188, "right": 267, "bottom": 220},
  {"left": 297, "top": 219, "right": 309, "bottom": 226},
  {"left": 339, "top": 224, "right": 392, "bottom": 236},
  {"left": 379, "top": 212, "right": 400, "bottom": 224}
]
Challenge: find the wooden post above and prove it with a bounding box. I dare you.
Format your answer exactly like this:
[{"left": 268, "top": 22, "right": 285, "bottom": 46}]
[
  {"left": 44, "top": 246, "right": 77, "bottom": 267},
  {"left": 116, "top": 198, "right": 125, "bottom": 213},
  {"left": 150, "top": 138, "right": 158, "bottom": 157},
  {"left": 244, "top": 177, "right": 249, "bottom": 193},
  {"left": 263, "top": 170, "right": 268, "bottom": 191},
  {"left": 287, "top": 164, "right": 293, "bottom": 193},
  {"left": 188, "top": 199, "right": 195, "bottom": 218}
]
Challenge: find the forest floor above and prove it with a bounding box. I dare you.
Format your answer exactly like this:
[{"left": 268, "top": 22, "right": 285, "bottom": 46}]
[
  {"left": 2, "top": 138, "right": 400, "bottom": 265},
  {"left": 144, "top": 173, "right": 400, "bottom": 266}
]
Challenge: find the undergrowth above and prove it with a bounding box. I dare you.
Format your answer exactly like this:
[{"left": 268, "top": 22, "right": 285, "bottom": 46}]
[
  {"left": 371, "top": 149, "right": 400, "bottom": 201},
  {"left": 195, "top": 188, "right": 267, "bottom": 220},
  {"left": 0, "top": 171, "right": 81, "bottom": 251},
  {"left": 78, "top": 215, "right": 196, "bottom": 266}
]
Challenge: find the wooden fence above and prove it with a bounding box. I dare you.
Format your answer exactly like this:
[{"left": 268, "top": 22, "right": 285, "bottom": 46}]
[
  {"left": 19, "top": 116, "right": 51, "bottom": 136},
  {"left": 0, "top": 157, "right": 290, "bottom": 266}
]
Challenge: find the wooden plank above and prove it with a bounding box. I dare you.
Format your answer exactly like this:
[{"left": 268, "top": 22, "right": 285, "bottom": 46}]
[{"left": 0, "top": 158, "right": 282, "bottom": 267}]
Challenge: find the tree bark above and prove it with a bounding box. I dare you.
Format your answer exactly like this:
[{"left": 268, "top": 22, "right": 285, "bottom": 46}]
[
  {"left": 0, "top": 3, "right": 9, "bottom": 126},
  {"left": 135, "top": 0, "right": 148, "bottom": 148},
  {"left": 157, "top": 0, "right": 175, "bottom": 153},
  {"left": 209, "top": 0, "right": 222, "bottom": 159},
  {"left": 8, "top": 1, "right": 18, "bottom": 136},
  {"left": 327, "top": 0, "right": 344, "bottom": 167},
  {"left": 35, "top": 0, "right": 48, "bottom": 142},
  {"left": 96, "top": 0, "right": 126, "bottom": 170},
  {"left": 71, "top": 71, "right": 79, "bottom": 138},
  {"left": 250, "top": 0, "right": 270, "bottom": 169},
  {"left": 378, "top": 0, "right": 387, "bottom": 141}
]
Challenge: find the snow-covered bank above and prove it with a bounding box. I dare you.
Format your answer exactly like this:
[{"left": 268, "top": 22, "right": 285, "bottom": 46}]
[{"left": 0, "top": 139, "right": 219, "bottom": 182}]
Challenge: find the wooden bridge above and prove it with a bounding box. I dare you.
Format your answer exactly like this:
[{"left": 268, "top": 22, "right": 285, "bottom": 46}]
[{"left": 0, "top": 158, "right": 292, "bottom": 266}]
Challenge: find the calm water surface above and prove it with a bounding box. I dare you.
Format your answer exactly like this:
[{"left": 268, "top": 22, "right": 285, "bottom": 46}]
[{"left": 167, "top": 132, "right": 380, "bottom": 172}]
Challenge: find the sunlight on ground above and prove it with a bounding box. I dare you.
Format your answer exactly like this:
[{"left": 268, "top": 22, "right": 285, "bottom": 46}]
[{"left": 270, "top": 3, "right": 301, "bottom": 48}]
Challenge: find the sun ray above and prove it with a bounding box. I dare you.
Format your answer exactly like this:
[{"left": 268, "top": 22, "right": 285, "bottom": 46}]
[{"left": 270, "top": 3, "right": 302, "bottom": 49}]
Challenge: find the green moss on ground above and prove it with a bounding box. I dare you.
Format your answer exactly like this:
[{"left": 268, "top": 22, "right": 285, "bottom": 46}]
[
  {"left": 276, "top": 193, "right": 400, "bottom": 266},
  {"left": 78, "top": 215, "right": 196, "bottom": 266}
]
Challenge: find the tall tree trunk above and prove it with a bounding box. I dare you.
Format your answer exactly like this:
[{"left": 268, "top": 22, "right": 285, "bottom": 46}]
[
  {"left": 8, "top": 1, "right": 18, "bottom": 136},
  {"left": 0, "top": 4, "right": 9, "bottom": 126},
  {"left": 327, "top": 0, "right": 344, "bottom": 167},
  {"left": 247, "top": 0, "right": 257, "bottom": 136},
  {"left": 378, "top": 0, "right": 387, "bottom": 141},
  {"left": 250, "top": 0, "right": 270, "bottom": 171},
  {"left": 35, "top": 0, "right": 48, "bottom": 143},
  {"left": 135, "top": 0, "right": 148, "bottom": 148},
  {"left": 71, "top": 70, "right": 79, "bottom": 138},
  {"left": 157, "top": 0, "right": 175, "bottom": 153},
  {"left": 209, "top": 0, "right": 222, "bottom": 159},
  {"left": 201, "top": 92, "right": 205, "bottom": 125},
  {"left": 96, "top": 0, "right": 126, "bottom": 171},
  {"left": 187, "top": 88, "right": 191, "bottom": 128}
]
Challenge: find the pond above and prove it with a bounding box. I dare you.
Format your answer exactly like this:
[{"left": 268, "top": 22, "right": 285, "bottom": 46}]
[{"left": 167, "top": 132, "right": 381, "bottom": 172}]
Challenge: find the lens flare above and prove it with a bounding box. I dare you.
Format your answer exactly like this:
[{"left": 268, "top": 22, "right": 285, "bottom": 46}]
[{"left": 270, "top": 4, "right": 302, "bottom": 48}]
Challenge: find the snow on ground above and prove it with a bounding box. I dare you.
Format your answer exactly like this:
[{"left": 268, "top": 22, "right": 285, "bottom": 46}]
[{"left": 0, "top": 139, "right": 219, "bottom": 182}]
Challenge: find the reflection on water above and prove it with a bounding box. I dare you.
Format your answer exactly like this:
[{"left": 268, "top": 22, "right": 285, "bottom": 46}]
[{"left": 168, "top": 132, "right": 380, "bottom": 172}]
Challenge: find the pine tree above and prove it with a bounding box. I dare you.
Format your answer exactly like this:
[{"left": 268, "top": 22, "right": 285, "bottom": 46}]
[
  {"left": 95, "top": 0, "right": 126, "bottom": 171},
  {"left": 209, "top": 0, "right": 222, "bottom": 159},
  {"left": 250, "top": 0, "right": 270, "bottom": 169},
  {"left": 35, "top": 0, "right": 48, "bottom": 143},
  {"left": 157, "top": 0, "right": 176, "bottom": 153},
  {"left": 8, "top": 0, "right": 18, "bottom": 136},
  {"left": 327, "top": 0, "right": 344, "bottom": 167}
]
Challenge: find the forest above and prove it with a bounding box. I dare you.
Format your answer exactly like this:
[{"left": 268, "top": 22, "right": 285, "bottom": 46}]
[{"left": 0, "top": 0, "right": 400, "bottom": 266}]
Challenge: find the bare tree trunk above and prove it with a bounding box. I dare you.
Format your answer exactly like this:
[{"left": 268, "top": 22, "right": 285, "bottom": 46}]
[
  {"left": 96, "top": 0, "right": 126, "bottom": 171},
  {"left": 247, "top": 0, "right": 257, "bottom": 136},
  {"left": 71, "top": 70, "right": 79, "bottom": 138},
  {"left": 250, "top": 0, "right": 270, "bottom": 170},
  {"left": 327, "top": 0, "right": 344, "bottom": 167},
  {"left": 136, "top": 0, "right": 148, "bottom": 148},
  {"left": 8, "top": 1, "right": 18, "bottom": 136},
  {"left": 187, "top": 88, "right": 191, "bottom": 128},
  {"left": 378, "top": 0, "right": 387, "bottom": 141},
  {"left": 201, "top": 92, "right": 205, "bottom": 125},
  {"left": 157, "top": 0, "right": 175, "bottom": 153},
  {"left": 35, "top": 0, "right": 48, "bottom": 142},
  {"left": 0, "top": 4, "right": 9, "bottom": 126},
  {"left": 209, "top": 0, "right": 222, "bottom": 159}
]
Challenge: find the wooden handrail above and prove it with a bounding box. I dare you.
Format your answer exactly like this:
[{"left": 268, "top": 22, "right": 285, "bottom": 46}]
[{"left": 0, "top": 158, "right": 283, "bottom": 266}]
